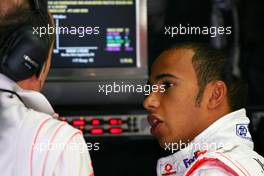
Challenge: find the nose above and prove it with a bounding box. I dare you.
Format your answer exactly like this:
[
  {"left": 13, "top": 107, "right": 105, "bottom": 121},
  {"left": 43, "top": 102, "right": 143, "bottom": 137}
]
[{"left": 143, "top": 93, "right": 160, "bottom": 112}]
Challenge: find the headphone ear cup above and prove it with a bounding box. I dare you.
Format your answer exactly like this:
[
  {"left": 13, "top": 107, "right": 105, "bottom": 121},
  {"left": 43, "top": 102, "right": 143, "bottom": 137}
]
[{"left": 1, "top": 27, "right": 49, "bottom": 81}]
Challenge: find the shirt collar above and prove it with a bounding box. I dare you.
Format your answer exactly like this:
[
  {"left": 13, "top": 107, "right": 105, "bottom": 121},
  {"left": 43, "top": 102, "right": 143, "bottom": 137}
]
[
  {"left": 157, "top": 109, "right": 253, "bottom": 175},
  {"left": 0, "top": 73, "right": 54, "bottom": 116}
]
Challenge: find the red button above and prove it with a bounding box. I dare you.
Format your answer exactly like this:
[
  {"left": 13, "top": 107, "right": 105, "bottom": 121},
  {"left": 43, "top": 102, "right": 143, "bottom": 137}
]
[
  {"left": 91, "top": 128, "right": 104, "bottom": 135},
  {"left": 109, "top": 119, "right": 123, "bottom": 125},
  {"left": 91, "top": 119, "right": 100, "bottom": 126},
  {"left": 72, "top": 120, "right": 85, "bottom": 126},
  {"left": 109, "top": 128, "right": 123, "bottom": 134}
]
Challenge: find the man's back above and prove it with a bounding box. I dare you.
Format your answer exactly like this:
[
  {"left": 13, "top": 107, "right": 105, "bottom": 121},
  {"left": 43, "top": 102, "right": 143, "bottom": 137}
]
[{"left": 0, "top": 74, "right": 94, "bottom": 176}]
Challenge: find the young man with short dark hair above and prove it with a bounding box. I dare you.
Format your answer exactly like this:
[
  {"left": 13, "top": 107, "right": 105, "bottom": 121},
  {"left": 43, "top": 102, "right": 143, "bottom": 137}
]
[{"left": 144, "top": 43, "right": 264, "bottom": 175}]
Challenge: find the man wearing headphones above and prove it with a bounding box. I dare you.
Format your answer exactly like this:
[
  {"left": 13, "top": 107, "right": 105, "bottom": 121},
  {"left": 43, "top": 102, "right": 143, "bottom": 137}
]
[
  {"left": 0, "top": 1, "right": 94, "bottom": 176},
  {"left": 144, "top": 43, "right": 264, "bottom": 175}
]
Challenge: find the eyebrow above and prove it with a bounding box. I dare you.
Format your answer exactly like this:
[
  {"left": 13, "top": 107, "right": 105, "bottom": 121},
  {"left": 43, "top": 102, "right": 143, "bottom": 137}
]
[{"left": 154, "top": 73, "right": 181, "bottom": 81}]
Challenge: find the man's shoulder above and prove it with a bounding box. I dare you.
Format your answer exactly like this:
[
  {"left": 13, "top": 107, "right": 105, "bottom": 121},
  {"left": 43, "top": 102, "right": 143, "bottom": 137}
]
[
  {"left": 217, "top": 144, "right": 264, "bottom": 175},
  {"left": 187, "top": 144, "right": 264, "bottom": 176},
  {"left": 14, "top": 109, "right": 85, "bottom": 176},
  {"left": 21, "top": 109, "right": 82, "bottom": 145}
]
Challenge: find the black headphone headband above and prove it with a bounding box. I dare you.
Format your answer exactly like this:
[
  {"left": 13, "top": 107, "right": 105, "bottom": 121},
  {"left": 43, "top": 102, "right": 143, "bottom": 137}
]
[
  {"left": 33, "top": 0, "right": 41, "bottom": 10},
  {"left": 32, "top": 0, "right": 49, "bottom": 25},
  {"left": 0, "top": 0, "right": 50, "bottom": 81}
]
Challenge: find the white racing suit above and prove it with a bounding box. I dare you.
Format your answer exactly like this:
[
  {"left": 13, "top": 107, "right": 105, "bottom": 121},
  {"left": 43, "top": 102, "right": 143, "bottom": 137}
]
[
  {"left": 157, "top": 109, "right": 264, "bottom": 176},
  {"left": 0, "top": 74, "right": 94, "bottom": 176}
]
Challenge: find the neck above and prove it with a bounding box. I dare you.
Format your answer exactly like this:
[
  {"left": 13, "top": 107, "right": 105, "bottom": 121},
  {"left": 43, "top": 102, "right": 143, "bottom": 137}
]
[
  {"left": 17, "top": 76, "right": 41, "bottom": 91},
  {"left": 207, "top": 103, "right": 231, "bottom": 129}
]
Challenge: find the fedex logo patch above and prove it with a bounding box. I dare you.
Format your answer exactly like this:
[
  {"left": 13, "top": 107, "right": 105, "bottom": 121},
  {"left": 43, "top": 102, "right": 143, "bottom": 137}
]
[{"left": 183, "top": 150, "right": 207, "bottom": 168}]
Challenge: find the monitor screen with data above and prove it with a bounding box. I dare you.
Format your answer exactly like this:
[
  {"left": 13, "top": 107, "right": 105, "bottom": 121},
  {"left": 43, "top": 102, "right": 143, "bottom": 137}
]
[{"left": 48, "top": 0, "right": 138, "bottom": 68}]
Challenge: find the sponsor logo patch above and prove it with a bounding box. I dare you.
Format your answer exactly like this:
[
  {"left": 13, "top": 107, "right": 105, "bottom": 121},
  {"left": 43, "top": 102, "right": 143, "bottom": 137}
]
[
  {"left": 183, "top": 150, "right": 207, "bottom": 168},
  {"left": 236, "top": 124, "right": 252, "bottom": 141},
  {"left": 159, "top": 163, "right": 177, "bottom": 176}
]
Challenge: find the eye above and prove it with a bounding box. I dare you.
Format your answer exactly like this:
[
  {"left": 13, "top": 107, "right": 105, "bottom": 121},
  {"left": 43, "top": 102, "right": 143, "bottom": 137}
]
[{"left": 162, "top": 81, "right": 175, "bottom": 90}]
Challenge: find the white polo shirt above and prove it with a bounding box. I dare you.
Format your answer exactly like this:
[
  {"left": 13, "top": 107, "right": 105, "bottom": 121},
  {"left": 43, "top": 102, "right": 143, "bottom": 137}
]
[{"left": 0, "top": 74, "right": 94, "bottom": 176}]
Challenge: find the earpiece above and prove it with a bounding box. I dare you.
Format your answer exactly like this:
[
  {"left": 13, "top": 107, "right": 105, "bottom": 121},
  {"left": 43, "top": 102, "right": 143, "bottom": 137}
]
[{"left": 0, "top": 0, "right": 50, "bottom": 81}]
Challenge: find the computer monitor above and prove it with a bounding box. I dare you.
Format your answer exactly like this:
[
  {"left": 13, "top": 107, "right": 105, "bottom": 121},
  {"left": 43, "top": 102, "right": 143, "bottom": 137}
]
[
  {"left": 47, "top": 0, "right": 147, "bottom": 80},
  {"left": 43, "top": 0, "right": 148, "bottom": 105}
]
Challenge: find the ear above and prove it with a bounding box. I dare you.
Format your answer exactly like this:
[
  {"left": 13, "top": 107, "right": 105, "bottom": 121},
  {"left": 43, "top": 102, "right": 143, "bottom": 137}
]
[{"left": 207, "top": 81, "right": 227, "bottom": 110}]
